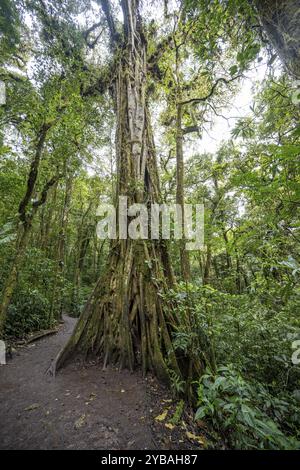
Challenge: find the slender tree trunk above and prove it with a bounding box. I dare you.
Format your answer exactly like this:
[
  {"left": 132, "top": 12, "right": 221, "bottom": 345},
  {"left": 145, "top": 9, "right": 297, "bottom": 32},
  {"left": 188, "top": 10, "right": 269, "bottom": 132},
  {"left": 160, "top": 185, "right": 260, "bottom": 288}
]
[
  {"left": 222, "top": 228, "right": 232, "bottom": 270},
  {"left": 40, "top": 181, "right": 58, "bottom": 254},
  {"left": 71, "top": 200, "right": 94, "bottom": 312},
  {"left": 197, "top": 252, "right": 203, "bottom": 279},
  {"left": 213, "top": 257, "right": 219, "bottom": 280},
  {"left": 72, "top": 225, "right": 93, "bottom": 313},
  {"left": 50, "top": 175, "right": 73, "bottom": 321},
  {"left": 174, "top": 38, "right": 191, "bottom": 282},
  {"left": 203, "top": 243, "right": 212, "bottom": 285},
  {"left": 176, "top": 103, "right": 191, "bottom": 282},
  {"left": 235, "top": 246, "right": 242, "bottom": 294}
]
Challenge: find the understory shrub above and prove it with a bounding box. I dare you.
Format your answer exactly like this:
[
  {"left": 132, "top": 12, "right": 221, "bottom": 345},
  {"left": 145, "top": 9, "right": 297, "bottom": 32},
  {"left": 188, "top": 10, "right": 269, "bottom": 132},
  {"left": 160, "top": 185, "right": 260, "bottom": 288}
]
[
  {"left": 5, "top": 287, "right": 52, "bottom": 338},
  {"left": 169, "top": 283, "right": 300, "bottom": 389},
  {"left": 166, "top": 283, "right": 300, "bottom": 448},
  {"left": 3, "top": 248, "right": 57, "bottom": 338},
  {"left": 195, "top": 366, "right": 300, "bottom": 449}
]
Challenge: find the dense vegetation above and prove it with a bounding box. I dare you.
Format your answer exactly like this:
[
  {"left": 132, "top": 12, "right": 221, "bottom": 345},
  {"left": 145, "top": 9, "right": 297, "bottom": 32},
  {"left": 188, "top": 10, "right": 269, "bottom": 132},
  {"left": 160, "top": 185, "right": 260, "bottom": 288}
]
[{"left": 0, "top": 0, "right": 299, "bottom": 449}]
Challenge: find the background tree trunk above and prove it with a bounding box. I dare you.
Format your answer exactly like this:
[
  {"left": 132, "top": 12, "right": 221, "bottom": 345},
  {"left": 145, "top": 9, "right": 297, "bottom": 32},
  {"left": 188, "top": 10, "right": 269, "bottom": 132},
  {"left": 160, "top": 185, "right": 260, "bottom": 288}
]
[
  {"left": 253, "top": 0, "right": 300, "bottom": 78},
  {"left": 50, "top": 174, "right": 73, "bottom": 322},
  {"left": 176, "top": 103, "right": 191, "bottom": 282}
]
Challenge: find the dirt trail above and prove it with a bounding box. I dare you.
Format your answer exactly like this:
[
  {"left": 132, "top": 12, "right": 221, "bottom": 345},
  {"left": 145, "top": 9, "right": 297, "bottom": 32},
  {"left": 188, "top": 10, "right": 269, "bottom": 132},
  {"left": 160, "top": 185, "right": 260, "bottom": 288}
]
[{"left": 0, "top": 316, "right": 155, "bottom": 450}]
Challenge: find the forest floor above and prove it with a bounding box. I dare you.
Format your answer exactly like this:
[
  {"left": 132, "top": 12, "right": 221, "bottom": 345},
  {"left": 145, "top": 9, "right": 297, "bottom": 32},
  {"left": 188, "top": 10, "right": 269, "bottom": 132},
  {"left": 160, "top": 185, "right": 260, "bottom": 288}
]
[{"left": 0, "top": 316, "right": 211, "bottom": 450}]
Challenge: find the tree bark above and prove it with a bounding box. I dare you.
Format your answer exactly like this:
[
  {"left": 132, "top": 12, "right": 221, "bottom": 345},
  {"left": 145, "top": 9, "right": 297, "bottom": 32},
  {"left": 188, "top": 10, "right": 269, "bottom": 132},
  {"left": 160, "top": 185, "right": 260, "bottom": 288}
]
[
  {"left": 176, "top": 103, "right": 191, "bottom": 282},
  {"left": 54, "top": 0, "right": 206, "bottom": 385},
  {"left": 203, "top": 243, "right": 212, "bottom": 285},
  {"left": 40, "top": 180, "right": 58, "bottom": 254},
  {"left": 50, "top": 174, "right": 73, "bottom": 321},
  {"left": 253, "top": 0, "right": 300, "bottom": 79}
]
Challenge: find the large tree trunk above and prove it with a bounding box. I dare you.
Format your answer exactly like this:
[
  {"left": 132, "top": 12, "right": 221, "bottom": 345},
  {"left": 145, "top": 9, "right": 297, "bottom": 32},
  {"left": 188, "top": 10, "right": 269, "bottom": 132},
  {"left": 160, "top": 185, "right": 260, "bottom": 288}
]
[
  {"left": 253, "top": 0, "right": 300, "bottom": 79},
  {"left": 54, "top": 1, "right": 206, "bottom": 384}
]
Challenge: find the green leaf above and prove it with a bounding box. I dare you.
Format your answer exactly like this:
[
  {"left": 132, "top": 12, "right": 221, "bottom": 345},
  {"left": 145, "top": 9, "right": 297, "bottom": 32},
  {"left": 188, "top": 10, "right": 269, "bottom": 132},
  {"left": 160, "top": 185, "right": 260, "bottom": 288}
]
[{"left": 229, "top": 65, "right": 238, "bottom": 76}]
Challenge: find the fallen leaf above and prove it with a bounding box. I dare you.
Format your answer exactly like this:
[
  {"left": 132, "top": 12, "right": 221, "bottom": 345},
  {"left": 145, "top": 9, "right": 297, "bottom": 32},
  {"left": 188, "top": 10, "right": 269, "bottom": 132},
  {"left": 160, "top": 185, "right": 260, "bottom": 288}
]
[
  {"left": 74, "top": 414, "right": 86, "bottom": 429},
  {"left": 24, "top": 403, "right": 40, "bottom": 411},
  {"left": 165, "top": 422, "right": 175, "bottom": 430},
  {"left": 186, "top": 431, "right": 205, "bottom": 446},
  {"left": 155, "top": 409, "right": 169, "bottom": 422}
]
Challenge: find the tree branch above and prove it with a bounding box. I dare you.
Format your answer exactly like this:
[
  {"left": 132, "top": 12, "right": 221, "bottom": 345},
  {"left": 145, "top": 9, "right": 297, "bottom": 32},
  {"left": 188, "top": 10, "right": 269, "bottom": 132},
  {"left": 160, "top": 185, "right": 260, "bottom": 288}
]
[
  {"left": 96, "top": 0, "right": 119, "bottom": 46},
  {"left": 83, "top": 21, "right": 103, "bottom": 40},
  {"left": 183, "top": 125, "right": 200, "bottom": 135},
  {"left": 32, "top": 173, "right": 62, "bottom": 209},
  {"left": 83, "top": 21, "right": 105, "bottom": 49},
  {"left": 178, "top": 75, "right": 242, "bottom": 106},
  {"left": 18, "top": 124, "right": 50, "bottom": 224}
]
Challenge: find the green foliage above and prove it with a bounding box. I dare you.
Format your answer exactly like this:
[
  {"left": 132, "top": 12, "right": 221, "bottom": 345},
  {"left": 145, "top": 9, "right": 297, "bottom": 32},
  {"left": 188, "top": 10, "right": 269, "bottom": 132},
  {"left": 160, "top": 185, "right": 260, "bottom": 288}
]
[
  {"left": 195, "top": 366, "right": 300, "bottom": 449},
  {"left": 170, "top": 283, "right": 300, "bottom": 389},
  {"left": 167, "top": 282, "right": 300, "bottom": 448},
  {"left": 5, "top": 288, "right": 51, "bottom": 338},
  {"left": 0, "top": 0, "right": 21, "bottom": 62},
  {"left": 184, "top": 0, "right": 261, "bottom": 74},
  {"left": 3, "top": 248, "right": 57, "bottom": 337},
  {"left": 169, "top": 369, "right": 186, "bottom": 396},
  {"left": 170, "top": 400, "right": 185, "bottom": 425}
]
